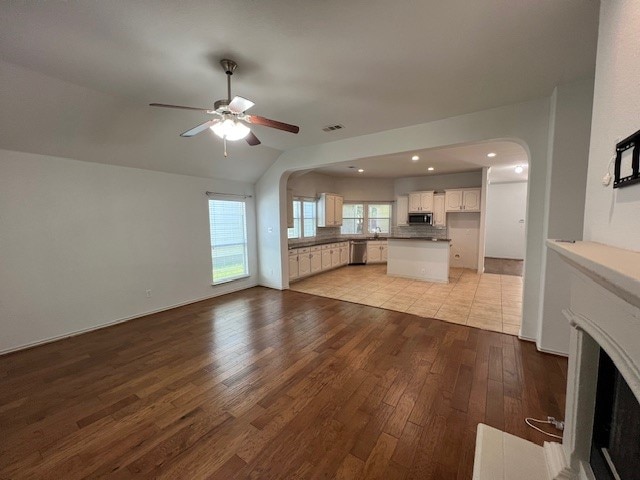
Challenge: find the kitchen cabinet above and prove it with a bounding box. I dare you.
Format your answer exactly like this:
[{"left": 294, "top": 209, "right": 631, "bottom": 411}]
[
  {"left": 317, "top": 193, "right": 344, "bottom": 227},
  {"left": 330, "top": 243, "right": 341, "bottom": 267},
  {"left": 445, "top": 188, "right": 481, "bottom": 212},
  {"left": 396, "top": 196, "right": 409, "bottom": 226},
  {"left": 321, "top": 245, "right": 332, "bottom": 269},
  {"left": 408, "top": 191, "right": 434, "bottom": 213},
  {"left": 367, "top": 240, "right": 388, "bottom": 263},
  {"left": 288, "top": 250, "right": 299, "bottom": 280},
  {"left": 339, "top": 243, "right": 349, "bottom": 265},
  {"left": 310, "top": 246, "right": 322, "bottom": 273},
  {"left": 433, "top": 193, "right": 446, "bottom": 227},
  {"left": 298, "top": 248, "right": 311, "bottom": 277},
  {"left": 286, "top": 190, "right": 294, "bottom": 228}
]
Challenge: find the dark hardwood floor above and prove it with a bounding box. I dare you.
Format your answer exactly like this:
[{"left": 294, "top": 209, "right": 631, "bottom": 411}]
[{"left": 0, "top": 287, "right": 567, "bottom": 479}]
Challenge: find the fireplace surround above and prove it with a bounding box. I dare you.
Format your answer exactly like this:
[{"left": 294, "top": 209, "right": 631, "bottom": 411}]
[{"left": 473, "top": 240, "right": 640, "bottom": 479}]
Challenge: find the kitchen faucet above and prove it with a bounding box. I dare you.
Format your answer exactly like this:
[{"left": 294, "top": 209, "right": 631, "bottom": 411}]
[{"left": 373, "top": 226, "right": 381, "bottom": 239}]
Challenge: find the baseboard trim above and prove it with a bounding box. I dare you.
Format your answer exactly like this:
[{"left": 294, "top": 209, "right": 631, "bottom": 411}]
[
  {"left": 0, "top": 281, "right": 258, "bottom": 356},
  {"left": 536, "top": 342, "right": 569, "bottom": 357}
]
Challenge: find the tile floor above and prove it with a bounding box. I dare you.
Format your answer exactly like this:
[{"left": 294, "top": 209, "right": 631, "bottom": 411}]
[{"left": 290, "top": 264, "right": 523, "bottom": 335}]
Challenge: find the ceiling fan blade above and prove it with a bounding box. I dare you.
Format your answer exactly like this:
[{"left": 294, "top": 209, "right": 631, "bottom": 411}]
[
  {"left": 245, "top": 131, "right": 261, "bottom": 146},
  {"left": 228, "top": 96, "right": 255, "bottom": 114},
  {"left": 150, "top": 103, "right": 212, "bottom": 112},
  {"left": 247, "top": 115, "right": 300, "bottom": 134},
  {"left": 180, "top": 120, "right": 216, "bottom": 137}
]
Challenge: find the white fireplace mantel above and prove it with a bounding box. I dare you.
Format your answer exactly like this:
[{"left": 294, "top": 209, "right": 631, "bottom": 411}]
[{"left": 474, "top": 240, "right": 640, "bottom": 480}]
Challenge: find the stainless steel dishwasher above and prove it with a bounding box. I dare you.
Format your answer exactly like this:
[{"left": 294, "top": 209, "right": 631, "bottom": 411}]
[{"left": 349, "top": 240, "right": 367, "bottom": 264}]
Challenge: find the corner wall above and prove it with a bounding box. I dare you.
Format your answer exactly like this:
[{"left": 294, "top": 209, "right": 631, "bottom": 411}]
[{"left": 0, "top": 149, "right": 258, "bottom": 353}]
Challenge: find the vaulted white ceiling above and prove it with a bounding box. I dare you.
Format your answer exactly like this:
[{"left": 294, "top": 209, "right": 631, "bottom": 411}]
[{"left": 0, "top": 1, "right": 599, "bottom": 182}]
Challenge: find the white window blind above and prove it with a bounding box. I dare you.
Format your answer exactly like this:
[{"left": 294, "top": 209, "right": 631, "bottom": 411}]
[
  {"left": 287, "top": 198, "right": 316, "bottom": 239},
  {"left": 208, "top": 198, "right": 249, "bottom": 284}
]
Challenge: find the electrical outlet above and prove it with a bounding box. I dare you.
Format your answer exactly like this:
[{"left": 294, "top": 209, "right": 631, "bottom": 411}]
[{"left": 146, "top": 289, "right": 152, "bottom": 298}]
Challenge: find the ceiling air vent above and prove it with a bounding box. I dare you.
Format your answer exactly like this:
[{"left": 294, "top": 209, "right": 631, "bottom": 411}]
[{"left": 322, "top": 124, "right": 344, "bottom": 132}]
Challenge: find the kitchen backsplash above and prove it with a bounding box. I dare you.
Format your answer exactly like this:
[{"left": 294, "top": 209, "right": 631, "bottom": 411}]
[
  {"left": 391, "top": 225, "right": 448, "bottom": 238},
  {"left": 288, "top": 226, "right": 342, "bottom": 246},
  {"left": 288, "top": 224, "right": 448, "bottom": 246}
]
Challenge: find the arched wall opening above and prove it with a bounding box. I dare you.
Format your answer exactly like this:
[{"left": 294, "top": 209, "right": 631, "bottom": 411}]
[{"left": 257, "top": 98, "right": 550, "bottom": 343}]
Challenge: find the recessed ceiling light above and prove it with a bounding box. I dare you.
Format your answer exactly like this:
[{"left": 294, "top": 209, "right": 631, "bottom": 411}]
[
  {"left": 358, "top": 168, "right": 364, "bottom": 173},
  {"left": 514, "top": 165, "right": 524, "bottom": 174},
  {"left": 427, "top": 167, "right": 435, "bottom": 171},
  {"left": 487, "top": 152, "right": 497, "bottom": 158},
  {"left": 411, "top": 155, "right": 420, "bottom": 161}
]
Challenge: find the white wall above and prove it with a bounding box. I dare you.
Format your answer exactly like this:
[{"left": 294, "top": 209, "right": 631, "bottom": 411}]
[
  {"left": 583, "top": 0, "right": 640, "bottom": 251},
  {"left": 485, "top": 182, "right": 527, "bottom": 259},
  {"left": 288, "top": 171, "right": 395, "bottom": 202},
  {"left": 394, "top": 171, "right": 482, "bottom": 195},
  {"left": 257, "top": 98, "right": 552, "bottom": 341},
  {"left": 0, "top": 149, "right": 258, "bottom": 353},
  {"left": 448, "top": 213, "right": 480, "bottom": 269}
]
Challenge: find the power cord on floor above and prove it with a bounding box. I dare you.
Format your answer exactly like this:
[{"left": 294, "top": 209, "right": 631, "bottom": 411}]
[{"left": 524, "top": 416, "right": 564, "bottom": 440}]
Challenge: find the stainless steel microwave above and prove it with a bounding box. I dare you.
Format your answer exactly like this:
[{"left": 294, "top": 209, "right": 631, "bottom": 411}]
[{"left": 408, "top": 213, "right": 433, "bottom": 225}]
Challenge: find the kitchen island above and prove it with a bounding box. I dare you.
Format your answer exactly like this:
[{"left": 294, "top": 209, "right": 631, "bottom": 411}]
[{"left": 386, "top": 237, "right": 451, "bottom": 283}]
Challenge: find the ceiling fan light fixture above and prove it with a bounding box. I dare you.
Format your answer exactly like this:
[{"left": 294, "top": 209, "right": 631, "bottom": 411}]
[{"left": 210, "top": 118, "right": 250, "bottom": 141}]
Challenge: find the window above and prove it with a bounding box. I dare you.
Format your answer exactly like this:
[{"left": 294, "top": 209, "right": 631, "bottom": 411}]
[
  {"left": 340, "top": 203, "right": 364, "bottom": 234},
  {"left": 208, "top": 198, "right": 249, "bottom": 284},
  {"left": 288, "top": 198, "right": 316, "bottom": 239},
  {"left": 341, "top": 202, "right": 392, "bottom": 235},
  {"left": 368, "top": 204, "right": 391, "bottom": 234}
]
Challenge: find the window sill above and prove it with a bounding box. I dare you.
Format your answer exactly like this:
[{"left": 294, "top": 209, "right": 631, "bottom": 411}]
[{"left": 211, "top": 275, "right": 251, "bottom": 286}]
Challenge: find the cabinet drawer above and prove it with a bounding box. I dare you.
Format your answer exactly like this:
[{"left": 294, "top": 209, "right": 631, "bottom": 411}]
[
  {"left": 298, "top": 248, "right": 310, "bottom": 254},
  {"left": 311, "top": 246, "right": 322, "bottom": 252},
  {"left": 288, "top": 249, "right": 299, "bottom": 256}
]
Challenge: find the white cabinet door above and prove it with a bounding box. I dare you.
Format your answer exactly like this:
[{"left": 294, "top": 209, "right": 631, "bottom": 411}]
[
  {"left": 380, "top": 243, "right": 388, "bottom": 262},
  {"left": 396, "top": 196, "right": 409, "bottom": 226},
  {"left": 286, "top": 190, "right": 294, "bottom": 228},
  {"left": 298, "top": 253, "right": 311, "bottom": 277},
  {"left": 433, "top": 194, "right": 446, "bottom": 227},
  {"left": 334, "top": 195, "right": 343, "bottom": 225},
  {"left": 420, "top": 191, "right": 434, "bottom": 212},
  {"left": 321, "top": 248, "right": 331, "bottom": 270},
  {"left": 340, "top": 246, "right": 349, "bottom": 265},
  {"left": 310, "top": 250, "right": 322, "bottom": 273},
  {"left": 445, "top": 190, "right": 464, "bottom": 212},
  {"left": 462, "top": 189, "right": 481, "bottom": 212},
  {"left": 317, "top": 193, "right": 344, "bottom": 226},
  {"left": 331, "top": 246, "right": 340, "bottom": 267},
  {"left": 408, "top": 192, "right": 422, "bottom": 213},
  {"left": 367, "top": 242, "right": 382, "bottom": 263},
  {"left": 288, "top": 252, "right": 299, "bottom": 280}
]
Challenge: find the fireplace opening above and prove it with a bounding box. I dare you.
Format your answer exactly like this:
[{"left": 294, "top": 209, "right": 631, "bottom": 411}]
[{"left": 590, "top": 349, "right": 640, "bottom": 480}]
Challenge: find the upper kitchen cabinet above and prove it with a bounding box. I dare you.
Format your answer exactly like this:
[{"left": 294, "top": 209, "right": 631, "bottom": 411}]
[
  {"left": 408, "top": 191, "right": 434, "bottom": 213},
  {"left": 445, "top": 188, "right": 481, "bottom": 212},
  {"left": 317, "top": 193, "right": 344, "bottom": 227},
  {"left": 433, "top": 193, "right": 446, "bottom": 227},
  {"left": 286, "top": 190, "right": 294, "bottom": 228},
  {"left": 396, "top": 196, "right": 409, "bottom": 226}
]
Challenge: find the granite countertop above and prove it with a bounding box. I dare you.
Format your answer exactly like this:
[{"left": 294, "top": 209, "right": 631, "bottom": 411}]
[
  {"left": 289, "top": 236, "right": 450, "bottom": 249},
  {"left": 387, "top": 236, "right": 451, "bottom": 242}
]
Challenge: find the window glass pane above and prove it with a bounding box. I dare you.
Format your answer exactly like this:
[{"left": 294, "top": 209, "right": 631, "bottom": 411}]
[
  {"left": 208, "top": 199, "right": 249, "bottom": 284},
  {"left": 368, "top": 218, "right": 390, "bottom": 233},
  {"left": 367, "top": 203, "right": 391, "bottom": 233},
  {"left": 368, "top": 204, "right": 391, "bottom": 218},
  {"left": 340, "top": 203, "right": 364, "bottom": 235},
  {"left": 302, "top": 201, "right": 316, "bottom": 238},
  {"left": 287, "top": 200, "right": 301, "bottom": 239}
]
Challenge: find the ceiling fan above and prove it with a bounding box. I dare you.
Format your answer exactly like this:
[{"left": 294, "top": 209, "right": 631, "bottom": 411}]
[{"left": 150, "top": 59, "right": 300, "bottom": 156}]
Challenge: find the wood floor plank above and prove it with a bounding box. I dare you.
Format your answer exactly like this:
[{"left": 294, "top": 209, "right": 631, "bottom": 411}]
[{"left": 0, "top": 287, "right": 567, "bottom": 479}]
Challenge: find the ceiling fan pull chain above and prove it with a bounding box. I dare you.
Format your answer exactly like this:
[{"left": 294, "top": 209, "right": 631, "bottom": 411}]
[{"left": 223, "top": 137, "right": 228, "bottom": 158}]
